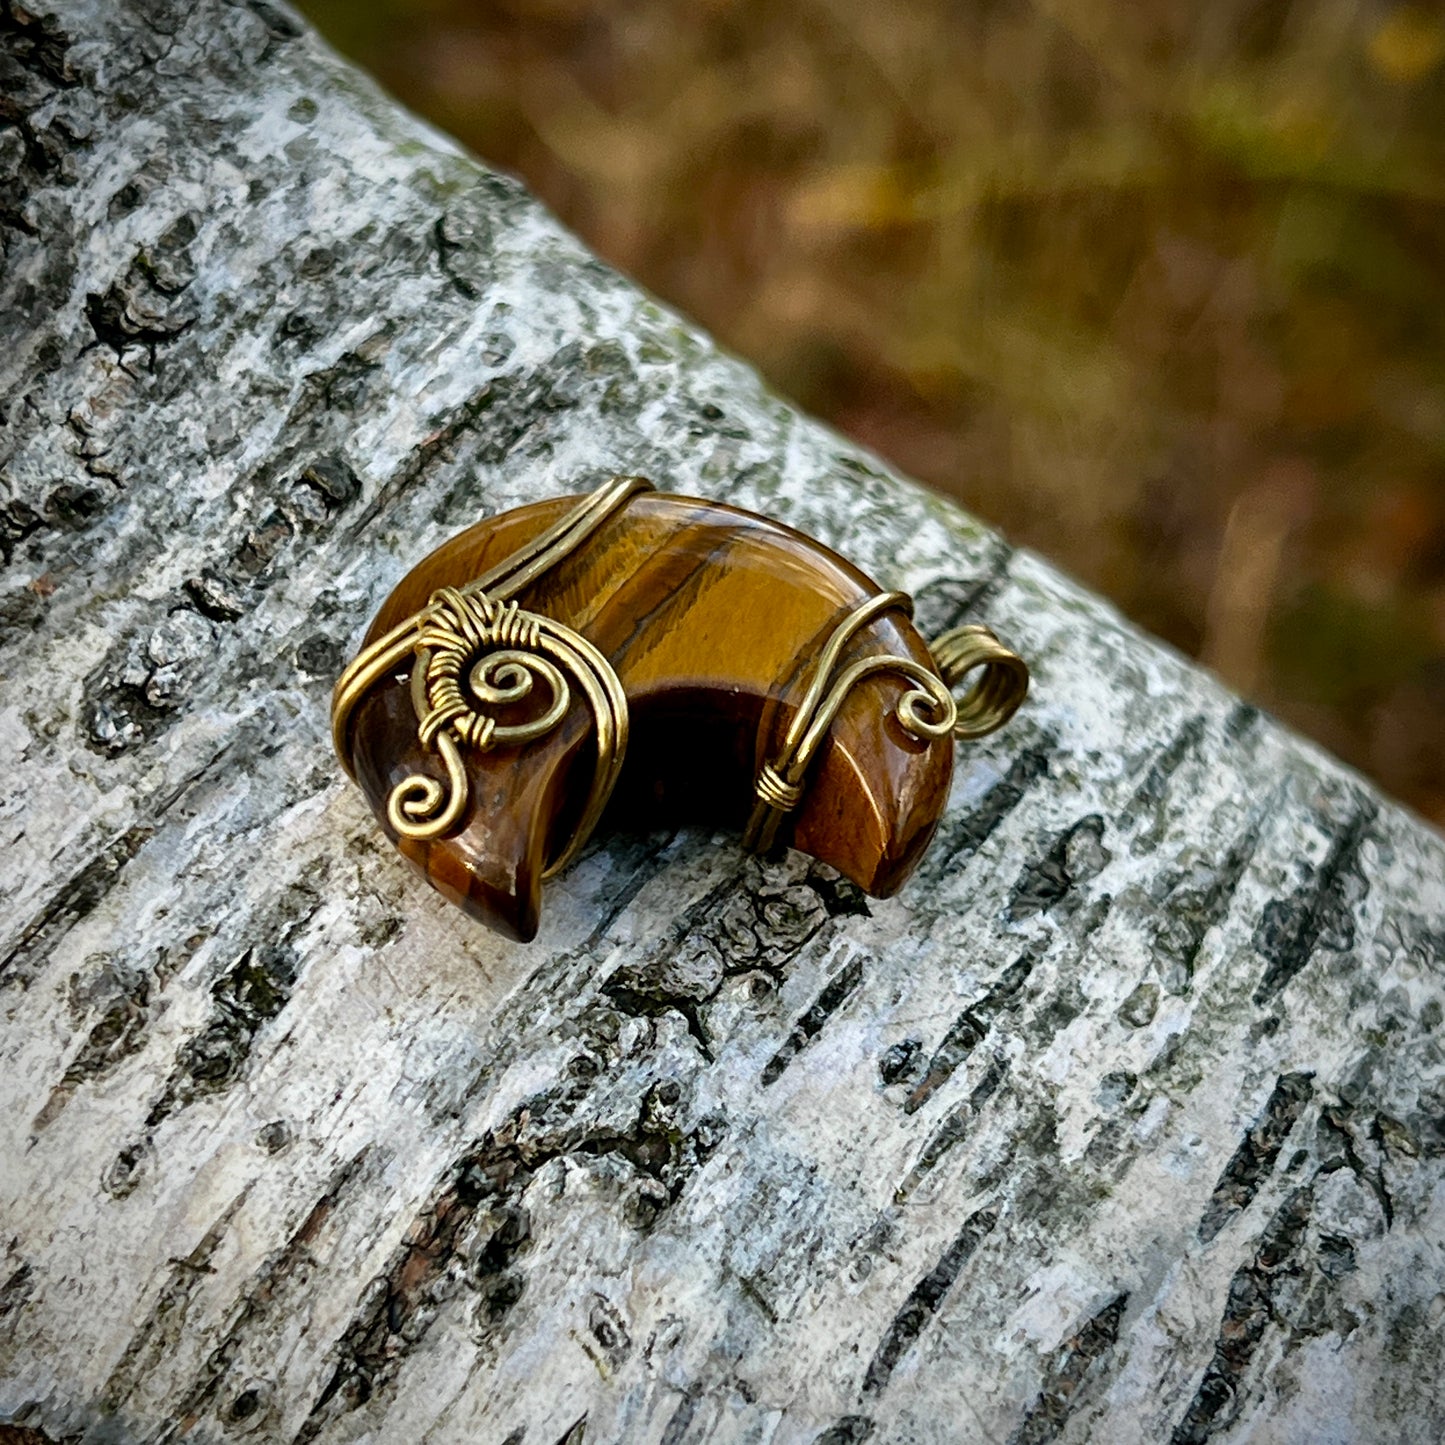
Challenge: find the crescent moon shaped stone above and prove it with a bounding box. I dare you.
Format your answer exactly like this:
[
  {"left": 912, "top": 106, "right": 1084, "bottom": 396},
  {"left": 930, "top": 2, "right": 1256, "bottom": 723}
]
[{"left": 342, "top": 491, "right": 954, "bottom": 941}]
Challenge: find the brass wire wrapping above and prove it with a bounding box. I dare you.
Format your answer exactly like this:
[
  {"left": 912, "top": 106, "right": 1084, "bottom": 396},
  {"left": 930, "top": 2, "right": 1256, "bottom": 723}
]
[
  {"left": 930, "top": 622, "right": 1032, "bottom": 739},
  {"left": 334, "top": 476, "right": 1029, "bottom": 879},
  {"left": 743, "top": 595, "right": 1030, "bottom": 851},
  {"left": 332, "top": 476, "right": 650, "bottom": 876}
]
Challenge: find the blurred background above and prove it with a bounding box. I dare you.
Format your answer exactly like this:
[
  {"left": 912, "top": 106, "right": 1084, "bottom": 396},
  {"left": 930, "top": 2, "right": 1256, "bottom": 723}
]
[{"left": 298, "top": 0, "right": 1445, "bottom": 825}]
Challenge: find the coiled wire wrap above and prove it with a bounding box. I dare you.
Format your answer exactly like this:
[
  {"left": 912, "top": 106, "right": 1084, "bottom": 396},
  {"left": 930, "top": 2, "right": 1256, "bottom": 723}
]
[
  {"left": 929, "top": 622, "right": 1031, "bottom": 740},
  {"left": 334, "top": 475, "right": 1029, "bottom": 878},
  {"left": 331, "top": 476, "right": 650, "bottom": 876},
  {"left": 743, "top": 597, "right": 1029, "bottom": 852}
]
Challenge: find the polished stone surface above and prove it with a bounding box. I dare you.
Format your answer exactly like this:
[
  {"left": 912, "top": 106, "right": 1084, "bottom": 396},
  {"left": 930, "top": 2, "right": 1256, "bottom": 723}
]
[{"left": 346, "top": 492, "right": 953, "bottom": 939}]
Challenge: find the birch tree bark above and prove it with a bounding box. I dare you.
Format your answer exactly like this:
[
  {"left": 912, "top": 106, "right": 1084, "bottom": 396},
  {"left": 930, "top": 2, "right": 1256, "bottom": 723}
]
[{"left": 2, "top": 3, "right": 1444, "bottom": 1443}]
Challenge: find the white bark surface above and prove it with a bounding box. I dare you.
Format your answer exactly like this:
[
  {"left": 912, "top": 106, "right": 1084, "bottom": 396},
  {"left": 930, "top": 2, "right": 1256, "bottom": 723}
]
[{"left": 2, "top": 3, "right": 1444, "bottom": 1442}]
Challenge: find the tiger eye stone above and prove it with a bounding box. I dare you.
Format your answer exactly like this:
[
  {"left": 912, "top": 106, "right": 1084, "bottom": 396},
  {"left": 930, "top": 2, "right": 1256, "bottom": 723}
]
[{"left": 343, "top": 492, "right": 953, "bottom": 941}]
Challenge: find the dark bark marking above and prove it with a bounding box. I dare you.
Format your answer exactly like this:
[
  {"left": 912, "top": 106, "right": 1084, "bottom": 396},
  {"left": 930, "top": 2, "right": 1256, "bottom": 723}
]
[
  {"left": 1009, "top": 815, "right": 1110, "bottom": 920},
  {"left": 659, "top": 1393, "right": 696, "bottom": 1445},
  {"left": 860, "top": 1204, "right": 998, "bottom": 1395},
  {"left": 1171, "top": 1187, "right": 1313, "bottom": 1444},
  {"left": 98, "top": 1188, "right": 250, "bottom": 1414},
  {"left": 1224, "top": 702, "right": 1260, "bottom": 742},
  {"left": 1318, "top": 1107, "right": 1394, "bottom": 1231},
  {"left": 1116, "top": 981, "right": 1158, "bottom": 1029},
  {"left": 1315, "top": 1233, "right": 1356, "bottom": 1281},
  {"left": 1080, "top": 1113, "right": 1131, "bottom": 1182},
  {"left": 77, "top": 219, "right": 200, "bottom": 376},
  {"left": 152, "top": 732, "right": 270, "bottom": 819},
  {"left": 1198, "top": 1073, "right": 1313, "bottom": 1242},
  {"left": 1022, "top": 898, "right": 1108, "bottom": 1049},
  {"left": 145, "top": 933, "right": 305, "bottom": 1128},
  {"left": 32, "top": 957, "right": 155, "bottom": 1131},
  {"left": 167, "top": 1149, "right": 374, "bottom": 1431},
  {"left": 10, "top": 218, "right": 202, "bottom": 554},
  {"left": 761, "top": 955, "right": 866, "bottom": 1086},
  {"left": 605, "top": 857, "right": 848, "bottom": 1066},
  {"left": 299, "top": 1094, "right": 720, "bottom": 1436},
  {"left": 245, "top": 0, "right": 303, "bottom": 42},
  {"left": 294, "top": 455, "right": 361, "bottom": 512},
  {"left": 297, "top": 1144, "right": 536, "bottom": 1438},
  {"left": 598, "top": 860, "right": 749, "bottom": 1060},
  {"left": 909, "top": 546, "right": 1015, "bottom": 638},
  {"left": 82, "top": 279, "right": 193, "bottom": 371},
  {"left": 1126, "top": 715, "right": 1205, "bottom": 845},
  {"left": 895, "top": 1056, "right": 1009, "bottom": 1202},
  {"left": 968, "top": 1051, "right": 1008, "bottom": 1111},
  {"left": 1012, "top": 1107, "right": 1102, "bottom": 1228},
  {"left": 578, "top": 833, "right": 683, "bottom": 948},
  {"left": 1154, "top": 818, "right": 1262, "bottom": 993},
  {"left": 1008, "top": 1292, "right": 1129, "bottom": 1445},
  {"left": 340, "top": 379, "right": 493, "bottom": 542},
  {"left": 65, "top": 406, "right": 122, "bottom": 483},
  {"left": 1097, "top": 1071, "right": 1138, "bottom": 1113},
  {"left": 726, "top": 863, "right": 848, "bottom": 972},
  {"left": 809, "top": 870, "right": 872, "bottom": 919},
  {"left": 433, "top": 201, "right": 494, "bottom": 299},
  {"left": 574, "top": 1095, "right": 724, "bottom": 1212},
  {"left": 0, "top": 504, "right": 45, "bottom": 566},
  {"left": 897, "top": 1104, "right": 971, "bottom": 1206},
  {"left": 602, "top": 982, "right": 714, "bottom": 1062},
  {"left": 45, "top": 479, "right": 107, "bottom": 523},
  {"left": 0, "top": 1262, "right": 34, "bottom": 1323},
  {"left": 86, "top": 455, "right": 359, "bottom": 752},
  {"left": 100, "top": 1138, "right": 150, "bottom": 1200},
  {"left": 0, "top": 0, "right": 82, "bottom": 243},
  {"left": 341, "top": 351, "right": 608, "bottom": 543},
  {"left": 878, "top": 1037, "right": 923, "bottom": 1086},
  {"left": 116, "top": 878, "right": 321, "bottom": 1150},
  {"left": 582, "top": 1292, "right": 631, "bottom": 1369},
  {"left": 813, "top": 1418, "right": 875, "bottom": 1445},
  {"left": 1253, "top": 801, "right": 1376, "bottom": 1004},
  {"left": 0, "top": 0, "right": 76, "bottom": 90},
  {"left": 904, "top": 952, "right": 1036, "bottom": 1113},
  {"left": 84, "top": 605, "right": 218, "bottom": 750},
  {"left": 288, "top": 346, "right": 386, "bottom": 426},
  {"left": 736, "top": 1269, "right": 780, "bottom": 1323},
  {"left": 920, "top": 744, "right": 1051, "bottom": 879},
  {"left": 0, "top": 825, "right": 153, "bottom": 988}
]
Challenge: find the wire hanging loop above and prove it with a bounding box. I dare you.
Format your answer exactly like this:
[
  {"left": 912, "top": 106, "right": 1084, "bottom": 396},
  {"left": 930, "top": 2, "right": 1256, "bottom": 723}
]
[{"left": 928, "top": 622, "right": 1030, "bottom": 739}]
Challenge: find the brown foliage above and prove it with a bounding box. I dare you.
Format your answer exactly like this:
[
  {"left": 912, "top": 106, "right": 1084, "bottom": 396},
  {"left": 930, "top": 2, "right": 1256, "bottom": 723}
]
[{"left": 302, "top": 0, "right": 1445, "bottom": 822}]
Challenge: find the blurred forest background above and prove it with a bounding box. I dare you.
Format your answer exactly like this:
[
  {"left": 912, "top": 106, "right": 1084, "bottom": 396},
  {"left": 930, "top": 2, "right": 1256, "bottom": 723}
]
[{"left": 299, "top": 0, "right": 1445, "bottom": 825}]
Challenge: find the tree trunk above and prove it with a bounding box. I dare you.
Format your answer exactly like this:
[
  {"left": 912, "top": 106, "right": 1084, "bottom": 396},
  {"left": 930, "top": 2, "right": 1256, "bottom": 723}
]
[{"left": 2, "top": 3, "right": 1443, "bottom": 1442}]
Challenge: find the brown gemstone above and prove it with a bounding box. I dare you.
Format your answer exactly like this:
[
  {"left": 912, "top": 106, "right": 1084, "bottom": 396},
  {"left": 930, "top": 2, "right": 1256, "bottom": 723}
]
[{"left": 342, "top": 492, "right": 953, "bottom": 941}]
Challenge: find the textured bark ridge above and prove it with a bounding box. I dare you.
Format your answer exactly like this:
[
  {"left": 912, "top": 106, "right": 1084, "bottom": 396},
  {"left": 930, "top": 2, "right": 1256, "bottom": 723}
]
[{"left": 2, "top": 4, "right": 1443, "bottom": 1443}]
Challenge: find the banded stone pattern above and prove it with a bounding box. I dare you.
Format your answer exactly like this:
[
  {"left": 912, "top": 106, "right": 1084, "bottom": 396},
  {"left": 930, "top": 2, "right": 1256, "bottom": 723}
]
[{"left": 1, "top": 3, "right": 1443, "bottom": 1443}]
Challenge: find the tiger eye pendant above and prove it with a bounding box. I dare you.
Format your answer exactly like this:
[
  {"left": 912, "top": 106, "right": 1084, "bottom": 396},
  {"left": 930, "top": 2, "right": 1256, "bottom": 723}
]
[{"left": 332, "top": 477, "right": 1028, "bottom": 941}]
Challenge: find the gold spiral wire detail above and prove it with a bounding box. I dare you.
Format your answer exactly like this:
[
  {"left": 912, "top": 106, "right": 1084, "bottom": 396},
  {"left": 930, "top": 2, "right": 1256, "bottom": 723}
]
[
  {"left": 744, "top": 596, "right": 1029, "bottom": 852},
  {"left": 331, "top": 477, "right": 649, "bottom": 866},
  {"left": 331, "top": 475, "right": 654, "bottom": 773},
  {"left": 744, "top": 591, "right": 960, "bottom": 854},
  {"left": 335, "top": 473, "right": 1029, "bottom": 880}
]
